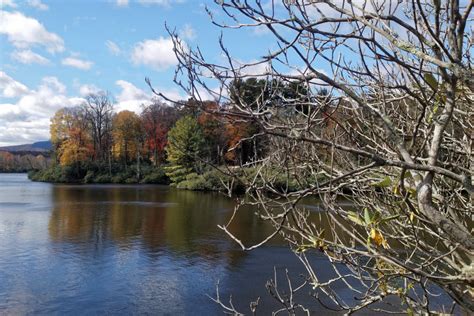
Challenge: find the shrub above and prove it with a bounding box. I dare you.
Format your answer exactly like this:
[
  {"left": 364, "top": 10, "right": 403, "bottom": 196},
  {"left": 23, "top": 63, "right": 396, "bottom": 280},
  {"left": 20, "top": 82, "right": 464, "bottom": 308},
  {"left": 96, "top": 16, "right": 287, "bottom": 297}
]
[
  {"left": 164, "top": 165, "right": 193, "bottom": 185},
  {"left": 140, "top": 167, "right": 169, "bottom": 184},
  {"left": 93, "top": 174, "right": 112, "bottom": 183},
  {"left": 176, "top": 168, "right": 244, "bottom": 192},
  {"left": 83, "top": 170, "right": 95, "bottom": 183}
]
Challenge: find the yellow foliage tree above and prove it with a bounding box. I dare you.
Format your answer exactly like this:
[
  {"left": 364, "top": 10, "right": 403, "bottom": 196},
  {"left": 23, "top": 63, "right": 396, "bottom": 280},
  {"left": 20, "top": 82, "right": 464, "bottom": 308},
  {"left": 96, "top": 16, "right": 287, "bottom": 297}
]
[
  {"left": 112, "top": 110, "right": 144, "bottom": 163},
  {"left": 58, "top": 138, "right": 90, "bottom": 166},
  {"left": 50, "top": 107, "right": 92, "bottom": 166}
]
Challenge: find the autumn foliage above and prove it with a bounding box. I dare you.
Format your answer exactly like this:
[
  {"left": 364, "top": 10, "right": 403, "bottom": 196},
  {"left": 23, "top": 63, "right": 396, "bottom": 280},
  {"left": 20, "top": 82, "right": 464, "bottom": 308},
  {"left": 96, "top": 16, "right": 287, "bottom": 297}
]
[{"left": 39, "top": 79, "right": 310, "bottom": 183}]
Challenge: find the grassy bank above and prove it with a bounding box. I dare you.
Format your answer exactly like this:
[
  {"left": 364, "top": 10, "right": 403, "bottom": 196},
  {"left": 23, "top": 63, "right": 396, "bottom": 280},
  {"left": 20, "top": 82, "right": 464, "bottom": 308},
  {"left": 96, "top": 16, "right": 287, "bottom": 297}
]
[
  {"left": 29, "top": 163, "right": 327, "bottom": 194},
  {"left": 28, "top": 162, "right": 169, "bottom": 185}
]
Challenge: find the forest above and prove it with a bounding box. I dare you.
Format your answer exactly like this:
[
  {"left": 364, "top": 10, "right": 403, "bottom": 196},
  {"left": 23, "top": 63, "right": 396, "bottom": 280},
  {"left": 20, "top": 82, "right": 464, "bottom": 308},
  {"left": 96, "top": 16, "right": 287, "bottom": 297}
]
[{"left": 29, "top": 78, "right": 319, "bottom": 191}]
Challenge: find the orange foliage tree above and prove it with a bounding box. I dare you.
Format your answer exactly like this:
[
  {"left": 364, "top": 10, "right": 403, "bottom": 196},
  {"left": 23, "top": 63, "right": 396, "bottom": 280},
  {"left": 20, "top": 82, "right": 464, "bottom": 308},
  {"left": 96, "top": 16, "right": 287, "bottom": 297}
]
[{"left": 141, "top": 101, "right": 178, "bottom": 165}]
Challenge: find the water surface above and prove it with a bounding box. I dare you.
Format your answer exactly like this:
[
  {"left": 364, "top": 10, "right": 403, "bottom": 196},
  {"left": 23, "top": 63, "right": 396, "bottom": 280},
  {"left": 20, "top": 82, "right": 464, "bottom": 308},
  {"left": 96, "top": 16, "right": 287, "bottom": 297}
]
[{"left": 0, "top": 173, "right": 338, "bottom": 315}]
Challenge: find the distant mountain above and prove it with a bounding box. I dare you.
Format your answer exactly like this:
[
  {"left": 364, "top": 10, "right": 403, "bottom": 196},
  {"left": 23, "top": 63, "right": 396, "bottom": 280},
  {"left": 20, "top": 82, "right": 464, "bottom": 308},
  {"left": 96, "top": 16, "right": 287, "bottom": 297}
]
[{"left": 0, "top": 140, "right": 52, "bottom": 153}]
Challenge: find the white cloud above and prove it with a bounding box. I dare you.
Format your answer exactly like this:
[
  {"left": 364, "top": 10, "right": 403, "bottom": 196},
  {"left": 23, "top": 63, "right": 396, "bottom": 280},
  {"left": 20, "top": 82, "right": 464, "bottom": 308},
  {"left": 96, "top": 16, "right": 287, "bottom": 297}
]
[
  {"left": 179, "top": 24, "right": 196, "bottom": 41},
  {"left": 116, "top": 0, "right": 129, "bottom": 7},
  {"left": 116, "top": 80, "right": 148, "bottom": 102},
  {"left": 0, "top": 74, "right": 84, "bottom": 146},
  {"left": 235, "top": 59, "right": 271, "bottom": 77},
  {"left": 61, "top": 57, "right": 93, "bottom": 70},
  {"left": 11, "top": 49, "right": 50, "bottom": 65},
  {"left": 105, "top": 40, "right": 121, "bottom": 55},
  {"left": 0, "top": 0, "right": 16, "bottom": 8},
  {"left": 115, "top": 80, "right": 152, "bottom": 113},
  {"left": 27, "top": 0, "right": 48, "bottom": 10},
  {"left": 131, "top": 37, "right": 177, "bottom": 71},
  {"left": 39, "top": 77, "right": 67, "bottom": 95},
  {"left": 78, "top": 84, "right": 100, "bottom": 97},
  {"left": 115, "top": 79, "right": 187, "bottom": 111},
  {"left": 0, "top": 71, "right": 29, "bottom": 98},
  {"left": 0, "top": 10, "right": 64, "bottom": 52}
]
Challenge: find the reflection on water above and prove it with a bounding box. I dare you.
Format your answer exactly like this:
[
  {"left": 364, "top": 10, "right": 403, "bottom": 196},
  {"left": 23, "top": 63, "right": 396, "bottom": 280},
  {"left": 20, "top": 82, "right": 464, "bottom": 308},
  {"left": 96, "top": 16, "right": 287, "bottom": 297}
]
[
  {"left": 47, "top": 184, "right": 281, "bottom": 267},
  {"left": 1, "top": 174, "right": 339, "bottom": 315}
]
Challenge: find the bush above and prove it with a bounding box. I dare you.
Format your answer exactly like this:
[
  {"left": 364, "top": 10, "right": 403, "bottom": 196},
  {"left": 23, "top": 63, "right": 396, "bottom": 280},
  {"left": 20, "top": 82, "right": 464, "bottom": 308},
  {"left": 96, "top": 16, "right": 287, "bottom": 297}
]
[
  {"left": 140, "top": 167, "right": 169, "bottom": 184},
  {"left": 164, "top": 165, "right": 193, "bottom": 185},
  {"left": 176, "top": 176, "right": 208, "bottom": 190},
  {"left": 93, "top": 174, "right": 112, "bottom": 183},
  {"left": 176, "top": 168, "right": 244, "bottom": 192},
  {"left": 28, "top": 165, "right": 82, "bottom": 183},
  {"left": 83, "top": 170, "right": 95, "bottom": 183}
]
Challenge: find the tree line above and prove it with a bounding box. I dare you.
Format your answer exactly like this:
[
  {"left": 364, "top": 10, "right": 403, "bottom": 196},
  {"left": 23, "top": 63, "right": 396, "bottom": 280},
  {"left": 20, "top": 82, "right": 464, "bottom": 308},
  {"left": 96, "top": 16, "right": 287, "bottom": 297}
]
[
  {"left": 0, "top": 151, "right": 50, "bottom": 173},
  {"left": 31, "top": 78, "right": 313, "bottom": 186}
]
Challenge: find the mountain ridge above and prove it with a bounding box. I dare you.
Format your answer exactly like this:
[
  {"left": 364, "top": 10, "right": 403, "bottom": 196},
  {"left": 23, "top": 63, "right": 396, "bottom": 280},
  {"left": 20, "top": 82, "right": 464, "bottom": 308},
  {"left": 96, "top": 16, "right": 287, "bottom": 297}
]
[{"left": 0, "top": 141, "right": 52, "bottom": 153}]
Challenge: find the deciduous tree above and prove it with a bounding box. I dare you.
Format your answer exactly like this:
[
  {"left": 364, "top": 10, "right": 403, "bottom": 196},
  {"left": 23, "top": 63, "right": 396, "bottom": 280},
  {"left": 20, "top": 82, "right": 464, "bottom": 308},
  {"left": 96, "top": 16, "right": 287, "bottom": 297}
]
[
  {"left": 165, "top": 0, "right": 474, "bottom": 314},
  {"left": 141, "top": 100, "right": 178, "bottom": 165},
  {"left": 82, "top": 92, "right": 114, "bottom": 162},
  {"left": 112, "top": 110, "right": 144, "bottom": 164}
]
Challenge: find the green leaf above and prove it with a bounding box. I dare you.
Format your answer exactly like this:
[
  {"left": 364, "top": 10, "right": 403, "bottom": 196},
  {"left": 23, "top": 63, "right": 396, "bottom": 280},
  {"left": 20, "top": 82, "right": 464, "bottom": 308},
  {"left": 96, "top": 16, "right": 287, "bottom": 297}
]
[
  {"left": 424, "top": 73, "right": 438, "bottom": 91},
  {"left": 364, "top": 208, "right": 372, "bottom": 225},
  {"left": 407, "top": 187, "right": 417, "bottom": 197},
  {"left": 432, "top": 103, "right": 439, "bottom": 115},
  {"left": 372, "top": 176, "right": 392, "bottom": 188},
  {"left": 380, "top": 214, "right": 400, "bottom": 224},
  {"left": 347, "top": 211, "right": 365, "bottom": 226}
]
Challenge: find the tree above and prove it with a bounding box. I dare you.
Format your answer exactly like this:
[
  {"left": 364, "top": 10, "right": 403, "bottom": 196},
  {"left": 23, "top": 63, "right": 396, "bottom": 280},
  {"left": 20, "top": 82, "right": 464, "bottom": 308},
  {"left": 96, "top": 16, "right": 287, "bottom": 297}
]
[
  {"left": 197, "top": 101, "right": 228, "bottom": 164},
  {"left": 112, "top": 110, "right": 145, "bottom": 179},
  {"left": 58, "top": 138, "right": 90, "bottom": 166},
  {"left": 165, "top": 0, "right": 474, "bottom": 314},
  {"left": 112, "top": 110, "right": 143, "bottom": 163},
  {"left": 223, "top": 119, "right": 257, "bottom": 165},
  {"left": 50, "top": 107, "right": 92, "bottom": 166},
  {"left": 50, "top": 108, "right": 75, "bottom": 152},
  {"left": 166, "top": 115, "right": 206, "bottom": 172},
  {"left": 141, "top": 100, "right": 179, "bottom": 165},
  {"left": 82, "top": 92, "right": 114, "bottom": 163}
]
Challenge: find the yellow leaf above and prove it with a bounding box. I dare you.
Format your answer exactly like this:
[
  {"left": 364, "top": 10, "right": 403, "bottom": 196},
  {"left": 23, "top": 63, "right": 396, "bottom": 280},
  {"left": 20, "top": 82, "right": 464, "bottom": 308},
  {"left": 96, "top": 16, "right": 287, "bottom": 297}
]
[
  {"left": 370, "top": 228, "right": 389, "bottom": 248},
  {"left": 393, "top": 185, "right": 400, "bottom": 195}
]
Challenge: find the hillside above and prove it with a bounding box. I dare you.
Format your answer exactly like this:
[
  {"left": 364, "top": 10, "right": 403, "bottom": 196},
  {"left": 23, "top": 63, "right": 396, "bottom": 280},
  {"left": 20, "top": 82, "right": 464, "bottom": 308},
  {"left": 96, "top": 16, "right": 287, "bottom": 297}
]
[{"left": 0, "top": 141, "right": 52, "bottom": 153}]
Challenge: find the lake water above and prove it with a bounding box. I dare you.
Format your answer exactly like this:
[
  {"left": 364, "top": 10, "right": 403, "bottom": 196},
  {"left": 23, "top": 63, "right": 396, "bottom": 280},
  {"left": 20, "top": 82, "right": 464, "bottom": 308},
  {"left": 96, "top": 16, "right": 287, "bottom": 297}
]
[{"left": 0, "top": 173, "right": 344, "bottom": 315}]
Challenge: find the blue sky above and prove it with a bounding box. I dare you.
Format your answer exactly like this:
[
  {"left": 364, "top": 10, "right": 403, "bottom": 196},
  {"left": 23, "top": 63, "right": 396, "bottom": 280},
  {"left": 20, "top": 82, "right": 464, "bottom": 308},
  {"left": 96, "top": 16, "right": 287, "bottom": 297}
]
[
  {"left": 3, "top": 0, "right": 466, "bottom": 146},
  {"left": 0, "top": 0, "right": 277, "bottom": 146}
]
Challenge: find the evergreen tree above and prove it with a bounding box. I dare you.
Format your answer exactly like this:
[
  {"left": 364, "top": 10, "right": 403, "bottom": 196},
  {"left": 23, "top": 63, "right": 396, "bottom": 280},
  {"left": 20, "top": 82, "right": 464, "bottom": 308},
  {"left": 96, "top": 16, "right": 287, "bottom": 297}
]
[{"left": 166, "top": 116, "right": 205, "bottom": 172}]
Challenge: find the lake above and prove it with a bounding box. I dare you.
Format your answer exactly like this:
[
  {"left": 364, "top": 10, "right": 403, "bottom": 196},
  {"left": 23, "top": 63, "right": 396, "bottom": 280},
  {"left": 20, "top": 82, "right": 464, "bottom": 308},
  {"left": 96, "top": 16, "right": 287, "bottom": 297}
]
[{"left": 0, "top": 173, "right": 346, "bottom": 315}]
